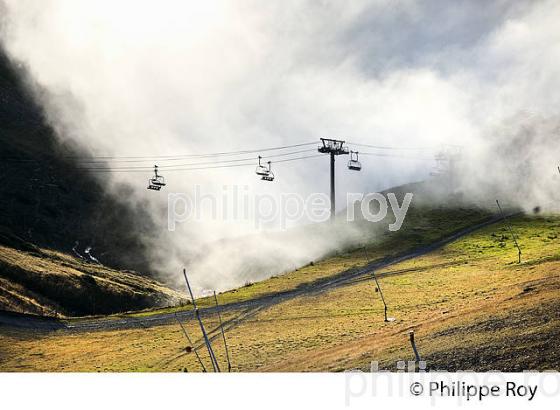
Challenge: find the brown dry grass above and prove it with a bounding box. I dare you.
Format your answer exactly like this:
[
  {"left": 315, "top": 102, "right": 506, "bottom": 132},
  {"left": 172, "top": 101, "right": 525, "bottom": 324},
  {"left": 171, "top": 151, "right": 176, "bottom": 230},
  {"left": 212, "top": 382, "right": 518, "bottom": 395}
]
[{"left": 0, "top": 245, "right": 187, "bottom": 316}]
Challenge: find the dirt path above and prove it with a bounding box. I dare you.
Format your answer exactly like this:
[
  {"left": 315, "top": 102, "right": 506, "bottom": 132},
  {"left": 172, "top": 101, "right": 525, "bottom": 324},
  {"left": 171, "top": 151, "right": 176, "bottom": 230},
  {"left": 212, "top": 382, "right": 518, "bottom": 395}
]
[{"left": 0, "top": 215, "right": 506, "bottom": 333}]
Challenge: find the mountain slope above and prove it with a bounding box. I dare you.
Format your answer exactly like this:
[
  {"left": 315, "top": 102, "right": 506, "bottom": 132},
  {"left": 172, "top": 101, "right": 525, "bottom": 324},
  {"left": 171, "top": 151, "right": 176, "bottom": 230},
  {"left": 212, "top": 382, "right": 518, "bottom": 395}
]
[
  {"left": 1, "top": 214, "right": 558, "bottom": 371},
  {"left": 0, "top": 241, "right": 187, "bottom": 317},
  {"left": 0, "top": 49, "right": 188, "bottom": 315},
  {"left": 0, "top": 49, "right": 155, "bottom": 273}
]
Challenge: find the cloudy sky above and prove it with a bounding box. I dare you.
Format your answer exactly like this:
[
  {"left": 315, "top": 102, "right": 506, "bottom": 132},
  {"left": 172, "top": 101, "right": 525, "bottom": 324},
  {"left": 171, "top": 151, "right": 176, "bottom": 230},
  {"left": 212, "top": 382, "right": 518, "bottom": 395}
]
[{"left": 1, "top": 0, "right": 559, "bottom": 290}]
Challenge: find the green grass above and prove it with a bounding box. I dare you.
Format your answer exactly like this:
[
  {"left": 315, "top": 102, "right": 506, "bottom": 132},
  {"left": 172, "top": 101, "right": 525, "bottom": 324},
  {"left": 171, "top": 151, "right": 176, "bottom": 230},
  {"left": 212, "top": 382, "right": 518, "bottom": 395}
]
[
  {"left": 2, "top": 213, "right": 559, "bottom": 372},
  {"left": 120, "top": 205, "right": 492, "bottom": 318},
  {"left": 446, "top": 214, "right": 560, "bottom": 260}
]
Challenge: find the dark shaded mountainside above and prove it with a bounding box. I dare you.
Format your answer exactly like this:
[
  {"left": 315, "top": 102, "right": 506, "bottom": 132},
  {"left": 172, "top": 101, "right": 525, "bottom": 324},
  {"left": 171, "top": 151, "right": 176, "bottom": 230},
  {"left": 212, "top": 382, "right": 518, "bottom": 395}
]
[{"left": 0, "top": 50, "right": 186, "bottom": 316}]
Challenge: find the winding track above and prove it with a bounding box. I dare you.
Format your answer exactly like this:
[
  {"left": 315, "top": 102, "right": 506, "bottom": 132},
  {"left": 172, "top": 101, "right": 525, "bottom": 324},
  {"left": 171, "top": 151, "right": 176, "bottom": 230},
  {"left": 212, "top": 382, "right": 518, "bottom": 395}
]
[{"left": 0, "top": 215, "right": 507, "bottom": 333}]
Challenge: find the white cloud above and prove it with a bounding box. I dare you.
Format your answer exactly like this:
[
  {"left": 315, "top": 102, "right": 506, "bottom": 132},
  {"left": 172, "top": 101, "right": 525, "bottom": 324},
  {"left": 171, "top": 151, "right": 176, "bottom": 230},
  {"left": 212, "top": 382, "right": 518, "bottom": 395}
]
[{"left": 1, "top": 0, "right": 559, "bottom": 290}]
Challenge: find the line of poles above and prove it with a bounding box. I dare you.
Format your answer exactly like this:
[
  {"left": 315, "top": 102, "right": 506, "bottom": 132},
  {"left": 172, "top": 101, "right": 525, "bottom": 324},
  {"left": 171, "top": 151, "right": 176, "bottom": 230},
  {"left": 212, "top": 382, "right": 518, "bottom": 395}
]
[
  {"left": 176, "top": 269, "right": 232, "bottom": 372},
  {"left": 174, "top": 194, "right": 529, "bottom": 371}
]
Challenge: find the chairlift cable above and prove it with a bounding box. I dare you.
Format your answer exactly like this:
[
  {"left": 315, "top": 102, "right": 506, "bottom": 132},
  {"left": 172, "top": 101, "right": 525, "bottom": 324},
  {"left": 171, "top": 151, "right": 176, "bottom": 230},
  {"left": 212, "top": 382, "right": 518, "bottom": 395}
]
[
  {"left": 359, "top": 151, "right": 433, "bottom": 160},
  {"left": 71, "top": 141, "right": 318, "bottom": 162},
  {"left": 84, "top": 154, "right": 324, "bottom": 173},
  {"left": 78, "top": 149, "right": 317, "bottom": 171},
  {"left": 347, "top": 142, "right": 436, "bottom": 151}
]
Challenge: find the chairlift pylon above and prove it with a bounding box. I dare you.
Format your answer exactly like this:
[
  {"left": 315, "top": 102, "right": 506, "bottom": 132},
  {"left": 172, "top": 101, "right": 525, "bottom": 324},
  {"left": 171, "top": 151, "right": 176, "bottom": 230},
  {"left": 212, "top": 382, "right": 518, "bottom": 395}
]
[
  {"left": 348, "top": 151, "right": 362, "bottom": 171},
  {"left": 147, "top": 165, "right": 166, "bottom": 191}
]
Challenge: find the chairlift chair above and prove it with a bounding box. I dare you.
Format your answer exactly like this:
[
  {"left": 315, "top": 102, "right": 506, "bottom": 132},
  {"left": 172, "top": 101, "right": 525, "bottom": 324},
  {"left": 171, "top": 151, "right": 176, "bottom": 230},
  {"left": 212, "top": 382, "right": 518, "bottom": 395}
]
[
  {"left": 430, "top": 151, "right": 448, "bottom": 177},
  {"left": 261, "top": 161, "right": 275, "bottom": 181},
  {"left": 348, "top": 151, "right": 362, "bottom": 171},
  {"left": 255, "top": 156, "right": 270, "bottom": 176},
  {"left": 147, "top": 165, "right": 166, "bottom": 191}
]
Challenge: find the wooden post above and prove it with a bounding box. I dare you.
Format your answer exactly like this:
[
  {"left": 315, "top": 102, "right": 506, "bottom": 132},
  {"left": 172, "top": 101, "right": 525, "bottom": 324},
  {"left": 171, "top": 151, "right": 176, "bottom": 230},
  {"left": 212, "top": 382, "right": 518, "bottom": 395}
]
[{"left": 409, "top": 330, "right": 422, "bottom": 372}]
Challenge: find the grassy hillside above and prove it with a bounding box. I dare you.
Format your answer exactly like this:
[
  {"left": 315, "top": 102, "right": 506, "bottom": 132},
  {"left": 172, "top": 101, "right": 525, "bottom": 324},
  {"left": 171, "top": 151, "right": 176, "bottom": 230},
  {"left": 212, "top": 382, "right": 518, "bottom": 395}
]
[
  {"left": 0, "top": 241, "right": 187, "bottom": 317},
  {"left": 1, "top": 47, "right": 556, "bottom": 370},
  {"left": 0, "top": 46, "right": 500, "bottom": 319},
  {"left": 1, "top": 213, "right": 557, "bottom": 371},
  {"left": 262, "top": 214, "right": 560, "bottom": 371},
  {"left": 0, "top": 48, "right": 189, "bottom": 315},
  {"left": 0, "top": 49, "right": 156, "bottom": 274},
  {"left": 120, "top": 204, "right": 493, "bottom": 317}
]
